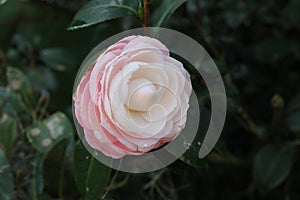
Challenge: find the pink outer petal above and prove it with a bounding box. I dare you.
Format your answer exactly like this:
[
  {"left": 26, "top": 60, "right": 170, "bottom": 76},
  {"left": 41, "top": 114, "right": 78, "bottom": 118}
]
[
  {"left": 89, "top": 53, "right": 115, "bottom": 104},
  {"left": 74, "top": 70, "right": 92, "bottom": 126},
  {"left": 118, "top": 35, "right": 138, "bottom": 44},
  {"left": 105, "top": 42, "right": 127, "bottom": 54},
  {"left": 84, "top": 128, "right": 126, "bottom": 159},
  {"left": 124, "top": 36, "right": 169, "bottom": 56}
]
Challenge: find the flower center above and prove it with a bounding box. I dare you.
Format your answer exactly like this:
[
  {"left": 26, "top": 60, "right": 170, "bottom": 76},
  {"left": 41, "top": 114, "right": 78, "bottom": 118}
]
[{"left": 126, "top": 78, "right": 158, "bottom": 111}]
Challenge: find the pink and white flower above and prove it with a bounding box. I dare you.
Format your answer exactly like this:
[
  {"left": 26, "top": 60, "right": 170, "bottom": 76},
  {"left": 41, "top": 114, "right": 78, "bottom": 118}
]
[{"left": 73, "top": 35, "right": 192, "bottom": 158}]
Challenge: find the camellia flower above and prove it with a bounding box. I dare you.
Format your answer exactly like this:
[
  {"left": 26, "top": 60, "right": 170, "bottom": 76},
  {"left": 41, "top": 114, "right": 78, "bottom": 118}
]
[{"left": 73, "top": 35, "right": 192, "bottom": 158}]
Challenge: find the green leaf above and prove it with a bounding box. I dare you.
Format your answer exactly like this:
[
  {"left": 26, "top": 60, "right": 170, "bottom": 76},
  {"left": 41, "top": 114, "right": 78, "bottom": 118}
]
[
  {"left": 6, "top": 67, "right": 36, "bottom": 108},
  {"left": 0, "top": 149, "right": 14, "bottom": 200},
  {"left": 68, "top": 0, "right": 139, "bottom": 30},
  {"left": 180, "top": 107, "right": 210, "bottom": 168},
  {"left": 286, "top": 92, "right": 300, "bottom": 133},
  {"left": 43, "top": 141, "right": 67, "bottom": 197},
  {"left": 0, "top": 87, "right": 30, "bottom": 121},
  {"left": 284, "top": 0, "right": 300, "bottom": 22},
  {"left": 40, "top": 48, "right": 76, "bottom": 71},
  {"left": 152, "top": 0, "right": 187, "bottom": 27},
  {"left": 26, "top": 112, "right": 73, "bottom": 154},
  {"left": 43, "top": 139, "right": 78, "bottom": 198},
  {"left": 28, "top": 153, "right": 44, "bottom": 199},
  {"left": 26, "top": 67, "right": 58, "bottom": 91},
  {"left": 0, "top": 0, "right": 7, "bottom": 6},
  {"left": 0, "top": 114, "right": 18, "bottom": 156},
  {"left": 74, "top": 141, "right": 111, "bottom": 199},
  {"left": 253, "top": 144, "right": 295, "bottom": 192}
]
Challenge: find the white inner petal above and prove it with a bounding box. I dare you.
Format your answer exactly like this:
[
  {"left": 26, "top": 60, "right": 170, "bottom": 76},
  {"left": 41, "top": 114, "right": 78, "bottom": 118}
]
[{"left": 126, "top": 78, "right": 159, "bottom": 111}]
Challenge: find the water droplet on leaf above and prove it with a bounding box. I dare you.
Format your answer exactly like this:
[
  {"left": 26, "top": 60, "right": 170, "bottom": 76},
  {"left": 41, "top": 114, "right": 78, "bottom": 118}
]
[{"left": 183, "top": 141, "right": 191, "bottom": 149}]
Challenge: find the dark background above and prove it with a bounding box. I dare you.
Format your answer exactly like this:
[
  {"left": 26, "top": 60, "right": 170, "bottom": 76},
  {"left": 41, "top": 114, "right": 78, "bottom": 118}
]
[{"left": 0, "top": 0, "right": 300, "bottom": 199}]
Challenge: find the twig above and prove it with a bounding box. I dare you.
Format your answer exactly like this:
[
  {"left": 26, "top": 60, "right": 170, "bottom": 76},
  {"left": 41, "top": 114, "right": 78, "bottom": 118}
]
[
  {"left": 192, "top": 0, "right": 263, "bottom": 141},
  {"left": 267, "top": 94, "right": 284, "bottom": 135},
  {"left": 286, "top": 103, "right": 300, "bottom": 117},
  {"left": 102, "top": 171, "right": 118, "bottom": 199},
  {"left": 143, "top": 169, "right": 166, "bottom": 190},
  {"left": 286, "top": 140, "right": 300, "bottom": 147},
  {"left": 236, "top": 106, "right": 264, "bottom": 140},
  {"left": 35, "top": 92, "right": 50, "bottom": 120},
  {"left": 224, "top": 75, "right": 263, "bottom": 140},
  {"left": 208, "top": 152, "right": 248, "bottom": 167},
  {"left": 108, "top": 174, "right": 131, "bottom": 191},
  {"left": 143, "top": 0, "right": 149, "bottom": 27},
  {"left": 188, "top": 1, "right": 225, "bottom": 61}
]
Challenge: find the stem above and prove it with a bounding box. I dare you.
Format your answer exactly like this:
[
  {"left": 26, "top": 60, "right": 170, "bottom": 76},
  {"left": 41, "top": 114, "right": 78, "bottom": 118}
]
[
  {"left": 286, "top": 140, "right": 300, "bottom": 147},
  {"left": 143, "top": 0, "right": 149, "bottom": 27},
  {"left": 224, "top": 75, "right": 263, "bottom": 140},
  {"left": 109, "top": 174, "right": 131, "bottom": 191},
  {"left": 143, "top": 169, "right": 166, "bottom": 190},
  {"left": 286, "top": 102, "right": 300, "bottom": 117},
  {"left": 268, "top": 94, "right": 284, "bottom": 135},
  {"left": 188, "top": 1, "right": 224, "bottom": 61},
  {"left": 208, "top": 152, "right": 248, "bottom": 167},
  {"left": 102, "top": 171, "right": 119, "bottom": 199},
  {"left": 236, "top": 106, "right": 264, "bottom": 140}
]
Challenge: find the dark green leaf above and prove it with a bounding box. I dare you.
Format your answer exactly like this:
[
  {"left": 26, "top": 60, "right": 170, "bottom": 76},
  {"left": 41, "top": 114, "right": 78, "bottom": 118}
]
[
  {"left": 40, "top": 48, "right": 76, "bottom": 71},
  {"left": 28, "top": 153, "right": 44, "bottom": 199},
  {"left": 152, "top": 0, "right": 187, "bottom": 27},
  {"left": 181, "top": 107, "right": 210, "bottom": 168},
  {"left": 6, "top": 67, "right": 36, "bottom": 108},
  {"left": 253, "top": 144, "right": 295, "bottom": 192},
  {"left": 26, "top": 112, "right": 73, "bottom": 154},
  {"left": 68, "top": 0, "right": 139, "bottom": 30},
  {"left": 0, "top": 0, "right": 7, "bottom": 6},
  {"left": 74, "top": 141, "right": 111, "bottom": 199},
  {"left": 43, "top": 139, "right": 78, "bottom": 198},
  {"left": 0, "top": 87, "right": 30, "bottom": 121},
  {"left": 26, "top": 67, "right": 57, "bottom": 91},
  {"left": 0, "top": 114, "right": 18, "bottom": 156},
  {"left": 225, "top": 83, "right": 239, "bottom": 97},
  {"left": 284, "top": 0, "right": 300, "bottom": 22},
  {"left": 286, "top": 92, "right": 300, "bottom": 133},
  {"left": 0, "top": 149, "right": 14, "bottom": 200}
]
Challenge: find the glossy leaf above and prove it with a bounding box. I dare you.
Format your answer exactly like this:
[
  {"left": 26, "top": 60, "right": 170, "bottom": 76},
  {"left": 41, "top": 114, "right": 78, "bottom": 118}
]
[
  {"left": 68, "top": 0, "right": 139, "bottom": 30},
  {"left": 0, "top": 87, "right": 30, "bottom": 121},
  {"left": 0, "top": 114, "right": 18, "bottom": 156},
  {"left": 40, "top": 48, "right": 76, "bottom": 71},
  {"left": 43, "top": 140, "right": 78, "bottom": 198},
  {"left": 0, "top": 0, "right": 7, "bottom": 6},
  {"left": 26, "top": 67, "right": 58, "bottom": 91},
  {"left": 181, "top": 107, "right": 210, "bottom": 168},
  {"left": 286, "top": 92, "right": 300, "bottom": 133},
  {"left": 152, "top": 0, "right": 187, "bottom": 27},
  {"left": 28, "top": 153, "right": 44, "bottom": 199},
  {"left": 253, "top": 144, "right": 295, "bottom": 192},
  {"left": 6, "top": 67, "right": 36, "bottom": 107},
  {"left": 26, "top": 112, "right": 73, "bottom": 154},
  {"left": 74, "top": 142, "right": 111, "bottom": 199},
  {"left": 0, "top": 149, "right": 14, "bottom": 200}
]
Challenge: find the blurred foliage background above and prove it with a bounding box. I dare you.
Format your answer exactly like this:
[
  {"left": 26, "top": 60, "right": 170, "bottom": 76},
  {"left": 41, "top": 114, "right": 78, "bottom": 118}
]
[{"left": 0, "top": 0, "right": 300, "bottom": 199}]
